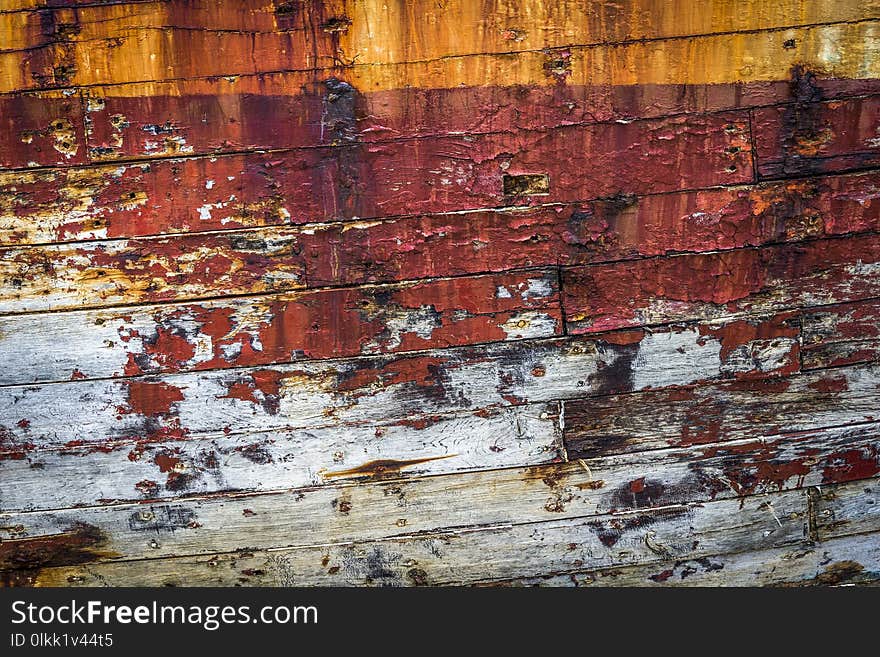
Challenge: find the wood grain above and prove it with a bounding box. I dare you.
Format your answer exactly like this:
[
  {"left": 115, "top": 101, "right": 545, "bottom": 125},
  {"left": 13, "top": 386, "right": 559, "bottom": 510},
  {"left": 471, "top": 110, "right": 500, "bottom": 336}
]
[
  {"left": 2, "top": 0, "right": 879, "bottom": 588},
  {"left": 0, "top": 317, "right": 799, "bottom": 456},
  {"left": 565, "top": 361, "right": 880, "bottom": 458},
  {"left": 4, "top": 484, "right": 812, "bottom": 586},
  {"left": 563, "top": 233, "right": 880, "bottom": 334},
  {"left": 2, "top": 422, "right": 875, "bottom": 552},
  {"left": 2, "top": 15, "right": 878, "bottom": 93},
  {"left": 0, "top": 270, "right": 562, "bottom": 383}
]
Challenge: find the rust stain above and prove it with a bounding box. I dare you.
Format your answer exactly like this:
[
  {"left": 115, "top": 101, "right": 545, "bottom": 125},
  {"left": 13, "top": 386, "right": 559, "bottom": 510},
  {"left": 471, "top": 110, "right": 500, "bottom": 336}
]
[
  {"left": 0, "top": 523, "right": 117, "bottom": 587},
  {"left": 320, "top": 455, "right": 456, "bottom": 480}
]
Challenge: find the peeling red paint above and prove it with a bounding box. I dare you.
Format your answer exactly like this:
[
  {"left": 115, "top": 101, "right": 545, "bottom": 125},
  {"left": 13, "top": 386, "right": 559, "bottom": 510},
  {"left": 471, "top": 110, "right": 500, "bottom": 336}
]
[
  {"left": 822, "top": 448, "right": 880, "bottom": 483},
  {"left": 123, "top": 380, "right": 185, "bottom": 417},
  {"left": 754, "top": 93, "right": 880, "bottom": 178},
  {"left": 564, "top": 233, "right": 880, "bottom": 333}
]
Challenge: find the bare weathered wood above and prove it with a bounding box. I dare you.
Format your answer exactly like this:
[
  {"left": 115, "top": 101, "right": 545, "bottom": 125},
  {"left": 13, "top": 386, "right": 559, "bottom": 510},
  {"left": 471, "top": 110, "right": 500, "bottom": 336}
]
[
  {"left": 0, "top": 270, "right": 561, "bottom": 383},
  {"left": 0, "top": 317, "right": 799, "bottom": 456},
  {"left": 801, "top": 299, "right": 880, "bottom": 369},
  {"left": 814, "top": 477, "right": 880, "bottom": 540},
  {"left": 2, "top": 422, "right": 876, "bottom": 556},
  {"left": 0, "top": 403, "right": 564, "bottom": 511},
  {"left": 565, "top": 362, "right": 880, "bottom": 458},
  {"left": 0, "top": 229, "right": 307, "bottom": 313},
  {"left": 9, "top": 485, "right": 810, "bottom": 586},
  {"left": 484, "top": 529, "right": 880, "bottom": 587}
]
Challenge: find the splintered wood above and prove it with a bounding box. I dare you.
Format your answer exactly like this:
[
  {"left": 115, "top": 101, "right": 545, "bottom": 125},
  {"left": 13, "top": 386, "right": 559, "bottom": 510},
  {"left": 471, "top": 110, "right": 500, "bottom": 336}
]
[{"left": 1, "top": 0, "right": 879, "bottom": 587}]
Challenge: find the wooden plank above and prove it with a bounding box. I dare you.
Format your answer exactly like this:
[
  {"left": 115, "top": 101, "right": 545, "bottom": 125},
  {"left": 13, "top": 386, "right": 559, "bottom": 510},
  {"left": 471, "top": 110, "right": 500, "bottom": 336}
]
[
  {"left": 801, "top": 298, "right": 880, "bottom": 370},
  {"left": 77, "top": 74, "right": 880, "bottom": 167},
  {"left": 0, "top": 270, "right": 562, "bottom": 383},
  {"left": 2, "top": 17, "right": 877, "bottom": 94},
  {"left": 2, "top": 161, "right": 876, "bottom": 260},
  {"left": 754, "top": 92, "right": 880, "bottom": 179},
  {"left": 0, "top": 156, "right": 318, "bottom": 245},
  {"left": 814, "top": 476, "right": 880, "bottom": 540},
  {"left": 4, "top": 486, "right": 811, "bottom": 586},
  {"left": 563, "top": 233, "right": 880, "bottom": 334},
  {"left": 7, "top": 391, "right": 874, "bottom": 516},
  {"left": 0, "top": 403, "right": 564, "bottom": 511},
  {"left": 0, "top": 317, "right": 799, "bottom": 455},
  {"left": 306, "top": 171, "right": 880, "bottom": 287},
  {"left": 0, "top": 0, "right": 332, "bottom": 50},
  {"left": 4, "top": 0, "right": 875, "bottom": 58},
  {"left": 484, "top": 530, "right": 880, "bottom": 587},
  {"left": 0, "top": 1, "right": 156, "bottom": 13},
  {"left": 565, "top": 362, "right": 880, "bottom": 458},
  {"left": 0, "top": 229, "right": 307, "bottom": 313},
  {"left": 2, "top": 421, "right": 875, "bottom": 555},
  {"left": 1, "top": 109, "right": 752, "bottom": 246},
  {"left": 0, "top": 92, "right": 86, "bottom": 169}
]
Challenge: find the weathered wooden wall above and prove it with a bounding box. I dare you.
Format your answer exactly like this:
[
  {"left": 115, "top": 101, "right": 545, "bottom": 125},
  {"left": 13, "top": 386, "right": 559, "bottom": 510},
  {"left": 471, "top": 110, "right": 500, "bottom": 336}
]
[{"left": 0, "top": 0, "right": 879, "bottom": 587}]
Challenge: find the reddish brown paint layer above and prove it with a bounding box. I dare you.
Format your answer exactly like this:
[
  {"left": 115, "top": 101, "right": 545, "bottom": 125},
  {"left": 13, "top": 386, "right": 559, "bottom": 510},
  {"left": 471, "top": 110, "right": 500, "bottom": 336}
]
[
  {"left": 122, "top": 380, "right": 185, "bottom": 417},
  {"left": 0, "top": 156, "right": 315, "bottom": 244},
  {"left": 4, "top": 160, "right": 878, "bottom": 270},
  {"left": 80, "top": 82, "right": 781, "bottom": 162},
  {"left": 320, "top": 169, "right": 880, "bottom": 285},
  {"left": 563, "top": 232, "right": 880, "bottom": 333},
  {"left": 5, "top": 167, "right": 880, "bottom": 307},
  {"left": 15, "top": 77, "right": 871, "bottom": 167},
  {"left": 695, "top": 431, "right": 879, "bottom": 497},
  {"left": 2, "top": 107, "right": 753, "bottom": 242},
  {"left": 117, "top": 270, "right": 561, "bottom": 377},
  {"left": 754, "top": 91, "right": 880, "bottom": 178},
  {"left": 0, "top": 92, "right": 87, "bottom": 168},
  {"left": 801, "top": 298, "right": 880, "bottom": 369}
]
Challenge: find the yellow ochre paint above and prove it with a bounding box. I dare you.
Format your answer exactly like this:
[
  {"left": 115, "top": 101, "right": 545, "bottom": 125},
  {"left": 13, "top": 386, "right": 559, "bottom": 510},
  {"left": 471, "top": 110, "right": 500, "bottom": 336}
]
[{"left": 0, "top": 0, "right": 878, "bottom": 94}]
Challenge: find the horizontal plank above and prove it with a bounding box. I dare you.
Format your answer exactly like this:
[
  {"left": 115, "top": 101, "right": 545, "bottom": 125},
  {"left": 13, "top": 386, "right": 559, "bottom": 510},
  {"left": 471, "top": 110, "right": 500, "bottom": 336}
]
[
  {"left": 563, "top": 232, "right": 880, "bottom": 333},
  {"left": 305, "top": 170, "right": 880, "bottom": 286},
  {"left": 565, "top": 361, "right": 880, "bottom": 458},
  {"left": 814, "top": 477, "right": 880, "bottom": 540},
  {"left": 4, "top": 0, "right": 874, "bottom": 58},
  {"left": 0, "top": 403, "right": 564, "bottom": 511},
  {"left": 2, "top": 163, "right": 876, "bottom": 263},
  {"left": 2, "top": 18, "right": 877, "bottom": 94},
  {"left": 801, "top": 298, "right": 880, "bottom": 369},
  {"left": 2, "top": 420, "right": 875, "bottom": 554},
  {"left": 0, "top": 155, "right": 314, "bottom": 244},
  {"left": 485, "top": 527, "right": 880, "bottom": 586},
  {"left": 0, "top": 109, "right": 752, "bottom": 248},
  {"left": 0, "top": 317, "right": 799, "bottom": 454},
  {"left": 0, "top": 270, "right": 562, "bottom": 383},
  {"left": 754, "top": 92, "right": 880, "bottom": 178},
  {"left": 0, "top": 229, "right": 307, "bottom": 313},
  {"left": 0, "top": 0, "right": 336, "bottom": 51},
  {"left": 66, "top": 75, "right": 880, "bottom": 168},
  {"left": 0, "top": 1, "right": 156, "bottom": 13},
  {"left": 6, "top": 484, "right": 812, "bottom": 586}
]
